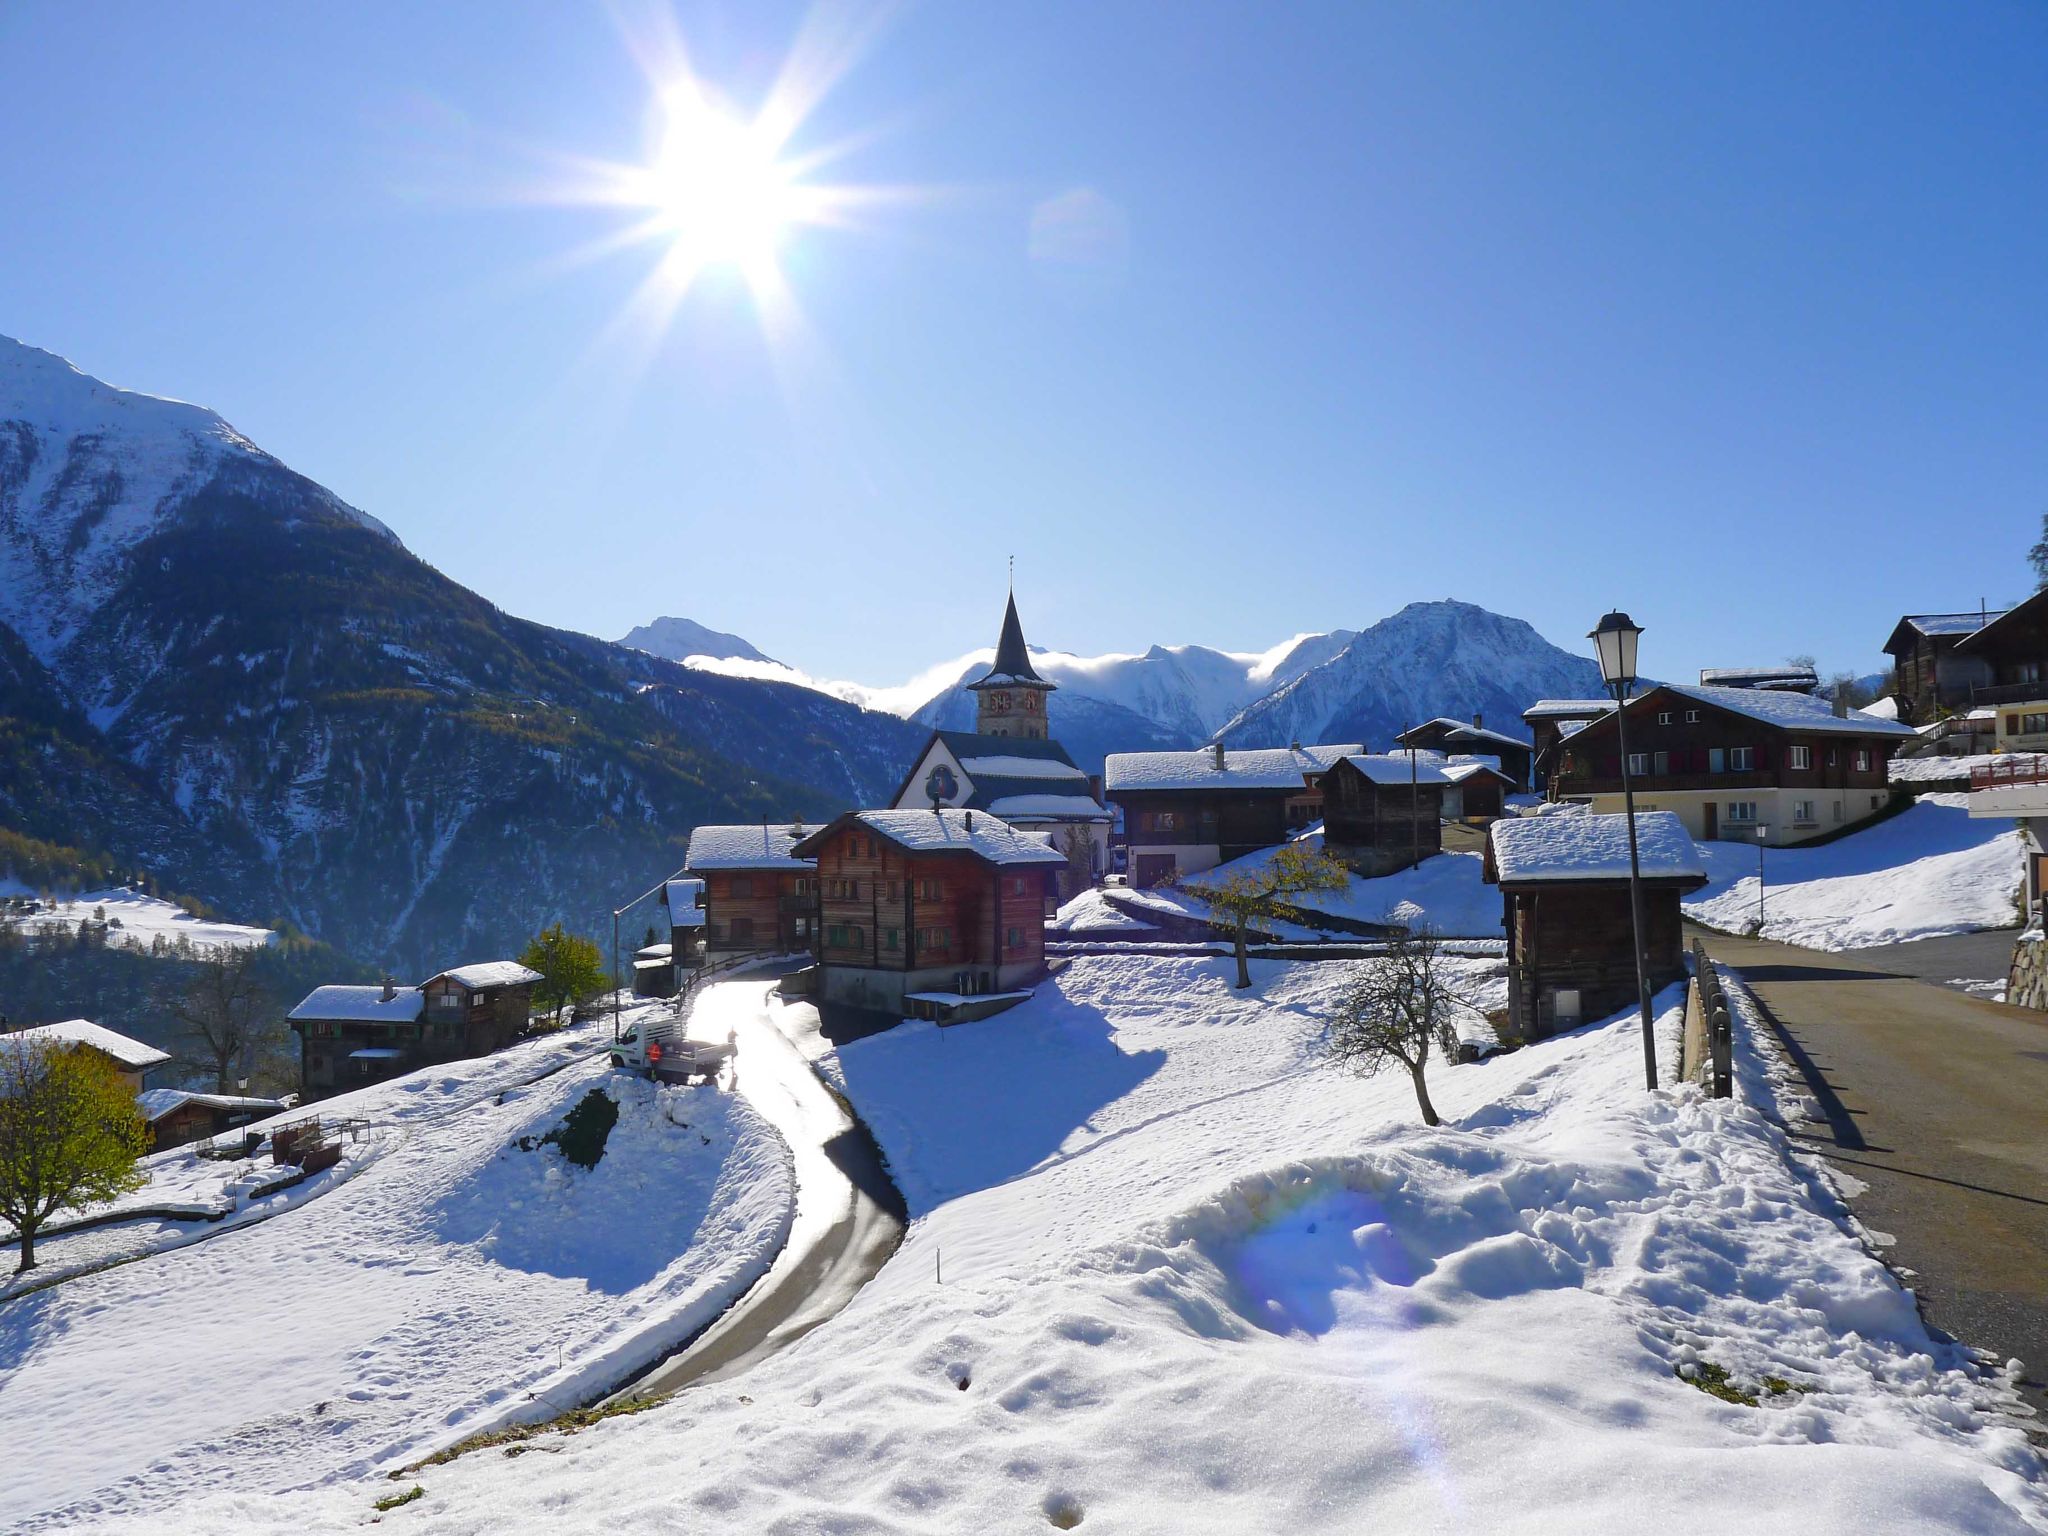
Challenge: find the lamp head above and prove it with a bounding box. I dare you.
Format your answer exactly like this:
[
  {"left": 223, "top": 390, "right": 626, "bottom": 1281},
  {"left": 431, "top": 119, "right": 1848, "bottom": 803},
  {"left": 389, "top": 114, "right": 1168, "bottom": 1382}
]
[{"left": 1588, "top": 611, "right": 1643, "bottom": 689}]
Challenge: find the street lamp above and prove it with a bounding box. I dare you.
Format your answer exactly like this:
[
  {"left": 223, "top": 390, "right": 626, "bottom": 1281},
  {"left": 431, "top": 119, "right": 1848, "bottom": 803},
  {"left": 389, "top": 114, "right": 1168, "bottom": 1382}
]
[
  {"left": 1755, "top": 823, "right": 1770, "bottom": 933},
  {"left": 1589, "top": 610, "right": 1658, "bottom": 1091}
]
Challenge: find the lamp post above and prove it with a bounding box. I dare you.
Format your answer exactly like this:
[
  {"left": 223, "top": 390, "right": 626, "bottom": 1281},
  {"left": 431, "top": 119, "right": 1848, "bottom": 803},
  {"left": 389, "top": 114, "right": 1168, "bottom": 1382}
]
[
  {"left": 1589, "top": 610, "right": 1658, "bottom": 1091},
  {"left": 1755, "top": 823, "right": 1769, "bottom": 934}
]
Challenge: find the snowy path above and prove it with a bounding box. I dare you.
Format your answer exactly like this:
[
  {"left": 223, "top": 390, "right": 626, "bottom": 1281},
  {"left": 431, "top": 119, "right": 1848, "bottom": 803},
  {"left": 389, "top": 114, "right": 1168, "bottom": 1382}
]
[
  {"left": 608, "top": 980, "right": 905, "bottom": 1400},
  {"left": 0, "top": 1013, "right": 794, "bottom": 1529}
]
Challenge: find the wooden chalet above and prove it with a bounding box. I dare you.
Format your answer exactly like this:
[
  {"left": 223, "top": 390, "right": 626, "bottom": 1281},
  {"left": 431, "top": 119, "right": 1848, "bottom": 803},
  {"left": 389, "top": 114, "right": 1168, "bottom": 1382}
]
[
  {"left": 139, "top": 1088, "right": 291, "bottom": 1151},
  {"left": 1485, "top": 811, "right": 1707, "bottom": 1040},
  {"left": 1395, "top": 717, "right": 1534, "bottom": 791},
  {"left": 1954, "top": 589, "right": 2048, "bottom": 753},
  {"left": 1441, "top": 758, "right": 1516, "bottom": 822},
  {"left": 288, "top": 961, "right": 540, "bottom": 1097},
  {"left": 1521, "top": 699, "right": 1616, "bottom": 791},
  {"left": 1546, "top": 682, "right": 1915, "bottom": 846},
  {"left": 789, "top": 808, "right": 1065, "bottom": 1019},
  {"left": 1103, "top": 742, "right": 1361, "bottom": 888},
  {"left": 1883, "top": 609, "right": 2004, "bottom": 726},
  {"left": 1320, "top": 753, "right": 1449, "bottom": 876},
  {"left": 0, "top": 1018, "right": 170, "bottom": 1093},
  {"left": 683, "top": 823, "right": 819, "bottom": 957}
]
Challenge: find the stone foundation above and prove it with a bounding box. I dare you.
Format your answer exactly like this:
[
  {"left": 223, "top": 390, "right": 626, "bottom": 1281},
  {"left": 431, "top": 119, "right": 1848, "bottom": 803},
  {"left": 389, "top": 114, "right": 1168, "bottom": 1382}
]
[{"left": 2007, "top": 933, "right": 2048, "bottom": 1010}]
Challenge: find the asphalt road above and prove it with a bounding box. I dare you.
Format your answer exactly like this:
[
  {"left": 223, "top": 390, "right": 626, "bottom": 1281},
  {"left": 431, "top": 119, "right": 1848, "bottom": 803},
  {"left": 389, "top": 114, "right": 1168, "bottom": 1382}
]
[
  {"left": 1698, "top": 929, "right": 2048, "bottom": 1417},
  {"left": 1844, "top": 927, "right": 2020, "bottom": 998}
]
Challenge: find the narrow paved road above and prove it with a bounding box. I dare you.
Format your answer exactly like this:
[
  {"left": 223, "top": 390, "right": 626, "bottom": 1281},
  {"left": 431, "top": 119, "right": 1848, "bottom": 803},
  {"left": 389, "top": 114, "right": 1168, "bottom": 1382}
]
[
  {"left": 1698, "top": 929, "right": 2048, "bottom": 1416},
  {"left": 606, "top": 980, "right": 905, "bottom": 1403}
]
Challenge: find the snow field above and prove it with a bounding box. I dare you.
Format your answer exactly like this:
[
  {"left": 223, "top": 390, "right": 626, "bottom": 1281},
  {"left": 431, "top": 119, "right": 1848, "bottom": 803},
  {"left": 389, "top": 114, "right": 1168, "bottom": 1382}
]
[
  {"left": 0, "top": 882, "right": 276, "bottom": 954},
  {"left": 0, "top": 1009, "right": 795, "bottom": 1530},
  {"left": 174, "top": 952, "right": 2048, "bottom": 1534}
]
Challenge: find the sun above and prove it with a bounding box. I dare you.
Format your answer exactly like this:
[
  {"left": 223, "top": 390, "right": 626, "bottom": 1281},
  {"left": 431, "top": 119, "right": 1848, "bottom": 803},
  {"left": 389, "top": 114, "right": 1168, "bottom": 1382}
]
[{"left": 645, "top": 87, "right": 797, "bottom": 283}]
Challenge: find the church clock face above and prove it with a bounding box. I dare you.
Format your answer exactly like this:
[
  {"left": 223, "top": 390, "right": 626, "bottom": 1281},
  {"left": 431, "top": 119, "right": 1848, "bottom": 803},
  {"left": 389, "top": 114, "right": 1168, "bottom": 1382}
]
[
  {"left": 991, "top": 691, "right": 1012, "bottom": 713},
  {"left": 1022, "top": 692, "right": 1039, "bottom": 712}
]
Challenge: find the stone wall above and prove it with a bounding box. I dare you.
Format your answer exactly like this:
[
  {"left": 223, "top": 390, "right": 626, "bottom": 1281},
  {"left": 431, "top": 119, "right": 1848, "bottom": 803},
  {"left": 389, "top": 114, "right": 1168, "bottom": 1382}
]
[{"left": 2007, "top": 933, "right": 2048, "bottom": 1011}]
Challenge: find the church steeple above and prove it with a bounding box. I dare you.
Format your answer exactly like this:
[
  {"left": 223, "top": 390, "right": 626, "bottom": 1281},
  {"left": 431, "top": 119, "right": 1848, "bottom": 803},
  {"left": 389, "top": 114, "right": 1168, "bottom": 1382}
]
[{"left": 967, "top": 588, "right": 1056, "bottom": 738}]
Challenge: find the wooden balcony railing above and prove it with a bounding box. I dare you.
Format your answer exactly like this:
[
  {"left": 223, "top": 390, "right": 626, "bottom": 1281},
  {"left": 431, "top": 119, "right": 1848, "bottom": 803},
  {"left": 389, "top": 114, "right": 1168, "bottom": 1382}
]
[{"left": 1973, "top": 755, "right": 2048, "bottom": 792}]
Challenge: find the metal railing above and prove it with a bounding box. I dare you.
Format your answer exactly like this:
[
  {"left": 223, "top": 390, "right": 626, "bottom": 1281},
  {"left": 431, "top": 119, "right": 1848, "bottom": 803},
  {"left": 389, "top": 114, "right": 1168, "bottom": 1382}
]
[{"left": 1972, "top": 755, "right": 2048, "bottom": 792}]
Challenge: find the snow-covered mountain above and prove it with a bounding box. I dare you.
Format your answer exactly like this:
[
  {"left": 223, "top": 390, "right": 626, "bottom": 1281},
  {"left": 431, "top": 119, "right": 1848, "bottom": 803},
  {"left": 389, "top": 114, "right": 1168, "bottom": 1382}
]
[
  {"left": 618, "top": 615, "right": 775, "bottom": 668},
  {"left": 1218, "top": 600, "right": 1607, "bottom": 750}
]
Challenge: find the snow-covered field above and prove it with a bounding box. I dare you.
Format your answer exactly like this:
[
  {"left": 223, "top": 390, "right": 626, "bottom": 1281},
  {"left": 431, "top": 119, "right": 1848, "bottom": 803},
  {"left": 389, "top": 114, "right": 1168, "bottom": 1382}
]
[
  {"left": 120, "top": 952, "right": 2048, "bottom": 1534},
  {"left": 0, "top": 882, "right": 275, "bottom": 954},
  {"left": 0, "top": 1007, "right": 794, "bottom": 1530},
  {"left": 1685, "top": 795, "right": 2025, "bottom": 949}
]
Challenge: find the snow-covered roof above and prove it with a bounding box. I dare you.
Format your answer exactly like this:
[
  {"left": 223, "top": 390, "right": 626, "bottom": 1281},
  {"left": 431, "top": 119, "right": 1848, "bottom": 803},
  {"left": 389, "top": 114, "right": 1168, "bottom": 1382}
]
[
  {"left": 1657, "top": 683, "right": 1917, "bottom": 738},
  {"left": 668, "top": 903, "right": 707, "bottom": 929},
  {"left": 665, "top": 877, "right": 704, "bottom": 910},
  {"left": 1522, "top": 699, "right": 1618, "bottom": 720},
  {"left": 986, "top": 793, "right": 1114, "bottom": 822},
  {"left": 1901, "top": 611, "right": 2001, "bottom": 639},
  {"left": 0, "top": 1019, "right": 171, "bottom": 1070},
  {"left": 289, "top": 986, "right": 425, "bottom": 1024},
  {"left": 684, "top": 823, "right": 817, "bottom": 871},
  {"left": 1339, "top": 753, "right": 1454, "bottom": 786},
  {"left": 1862, "top": 695, "right": 1902, "bottom": 722},
  {"left": 137, "top": 1088, "right": 288, "bottom": 1121},
  {"left": 428, "top": 962, "right": 541, "bottom": 990},
  {"left": 799, "top": 809, "right": 1067, "bottom": 867},
  {"left": 349, "top": 1047, "right": 407, "bottom": 1061},
  {"left": 957, "top": 754, "right": 1088, "bottom": 781},
  {"left": 1698, "top": 665, "right": 1819, "bottom": 690},
  {"left": 1104, "top": 743, "right": 1362, "bottom": 793},
  {"left": 1489, "top": 811, "right": 1707, "bottom": 885},
  {"left": 1441, "top": 760, "right": 1514, "bottom": 784}
]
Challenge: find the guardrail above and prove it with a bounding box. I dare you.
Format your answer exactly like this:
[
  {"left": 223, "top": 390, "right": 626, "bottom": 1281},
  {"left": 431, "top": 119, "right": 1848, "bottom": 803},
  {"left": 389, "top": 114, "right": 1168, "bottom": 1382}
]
[
  {"left": 1972, "top": 755, "right": 2048, "bottom": 792},
  {"left": 1688, "top": 940, "right": 1733, "bottom": 1100}
]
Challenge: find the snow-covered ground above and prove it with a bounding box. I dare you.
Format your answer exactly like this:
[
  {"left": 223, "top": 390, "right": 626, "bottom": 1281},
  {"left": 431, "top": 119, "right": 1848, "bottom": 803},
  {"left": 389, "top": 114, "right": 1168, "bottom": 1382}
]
[
  {"left": 1890, "top": 752, "right": 2029, "bottom": 788},
  {"left": 0, "top": 881, "right": 275, "bottom": 954},
  {"left": 1685, "top": 795, "right": 2025, "bottom": 949},
  {"left": 0, "top": 1005, "right": 794, "bottom": 1530},
  {"left": 120, "top": 952, "right": 2047, "bottom": 1534}
]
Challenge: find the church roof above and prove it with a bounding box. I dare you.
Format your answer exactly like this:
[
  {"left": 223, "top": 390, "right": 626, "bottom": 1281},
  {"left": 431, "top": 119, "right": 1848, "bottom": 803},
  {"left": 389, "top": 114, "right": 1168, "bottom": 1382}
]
[{"left": 968, "top": 593, "right": 1055, "bottom": 691}]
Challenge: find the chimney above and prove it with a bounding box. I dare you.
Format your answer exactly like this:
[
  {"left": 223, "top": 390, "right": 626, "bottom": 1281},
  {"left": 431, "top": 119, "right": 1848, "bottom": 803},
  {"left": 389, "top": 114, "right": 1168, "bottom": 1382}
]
[
  {"left": 1472, "top": 712, "right": 1483, "bottom": 730},
  {"left": 1289, "top": 739, "right": 1301, "bottom": 752},
  {"left": 380, "top": 974, "right": 396, "bottom": 1002},
  {"left": 964, "top": 811, "right": 974, "bottom": 832},
  {"left": 1832, "top": 690, "right": 1850, "bottom": 718},
  {"left": 1212, "top": 741, "right": 1226, "bottom": 771}
]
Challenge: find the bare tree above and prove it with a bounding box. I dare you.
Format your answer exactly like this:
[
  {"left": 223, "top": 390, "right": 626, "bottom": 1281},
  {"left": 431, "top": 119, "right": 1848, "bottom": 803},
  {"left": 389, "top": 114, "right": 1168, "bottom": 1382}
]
[
  {"left": 2030, "top": 510, "right": 2048, "bottom": 590},
  {"left": 173, "top": 948, "right": 277, "bottom": 1092},
  {"left": 1186, "top": 843, "right": 1350, "bottom": 989},
  {"left": 1324, "top": 928, "right": 1476, "bottom": 1126},
  {"left": 1057, "top": 824, "right": 1096, "bottom": 903}
]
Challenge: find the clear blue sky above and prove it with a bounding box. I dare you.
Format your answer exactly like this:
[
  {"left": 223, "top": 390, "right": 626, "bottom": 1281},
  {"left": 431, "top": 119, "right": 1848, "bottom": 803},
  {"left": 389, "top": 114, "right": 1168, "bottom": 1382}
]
[{"left": 2, "top": 2, "right": 2043, "bottom": 684}]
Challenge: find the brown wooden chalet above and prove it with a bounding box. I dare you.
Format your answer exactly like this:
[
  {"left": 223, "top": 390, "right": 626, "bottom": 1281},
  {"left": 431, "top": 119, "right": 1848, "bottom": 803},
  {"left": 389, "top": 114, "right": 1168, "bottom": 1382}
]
[
  {"left": 1485, "top": 811, "right": 1707, "bottom": 1040},
  {"left": 1953, "top": 589, "right": 2048, "bottom": 752},
  {"left": 1883, "top": 609, "right": 2004, "bottom": 725},
  {"left": 789, "top": 808, "right": 1066, "bottom": 1019},
  {"left": 1441, "top": 759, "right": 1516, "bottom": 822},
  {"left": 139, "top": 1089, "right": 291, "bottom": 1151},
  {"left": 683, "top": 823, "right": 820, "bottom": 956},
  {"left": 0, "top": 1018, "right": 170, "bottom": 1094},
  {"left": 1547, "top": 682, "right": 1915, "bottom": 846},
  {"left": 1103, "top": 742, "right": 1362, "bottom": 888},
  {"left": 1394, "top": 717, "right": 1533, "bottom": 791},
  {"left": 288, "top": 961, "right": 540, "bottom": 1097},
  {"left": 1521, "top": 700, "right": 1616, "bottom": 791},
  {"left": 1320, "top": 753, "right": 1449, "bottom": 876}
]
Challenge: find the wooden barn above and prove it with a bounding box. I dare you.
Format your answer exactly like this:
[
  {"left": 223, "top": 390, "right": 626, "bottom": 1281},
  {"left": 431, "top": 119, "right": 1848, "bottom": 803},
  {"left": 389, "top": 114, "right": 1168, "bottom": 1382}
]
[
  {"left": 1104, "top": 742, "right": 1361, "bottom": 887},
  {"left": 789, "top": 808, "right": 1066, "bottom": 1019},
  {"left": 288, "top": 961, "right": 539, "bottom": 1098},
  {"left": 683, "top": 823, "right": 820, "bottom": 957},
  {"left": 0, "top": 1018, "right": 170, "bottom": 1093},
  {"left": 1440, "top": 758, "right": 1516, "bottom": 822},
  {"left": 1319, "top": 753, "right": 1449, "bottom": 875},
  {"left": 1395, "top": 717, "right": 1534, "bottom": 791},
  {"left": 139, "top": 1089, "right": 291, "bottom": 1151},
  {"left": 1521, "top": 699, "right": 1616, "bottom": 791},
  {"left": 1485, "top": 811, "right": 1707, "bottom": 1041}
]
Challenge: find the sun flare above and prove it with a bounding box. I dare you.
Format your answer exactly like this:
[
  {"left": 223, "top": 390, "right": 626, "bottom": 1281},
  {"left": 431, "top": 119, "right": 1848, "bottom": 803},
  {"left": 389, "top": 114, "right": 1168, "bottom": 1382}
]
[{"left": 645, "top": 88, "right": 797, "bottom": 282}]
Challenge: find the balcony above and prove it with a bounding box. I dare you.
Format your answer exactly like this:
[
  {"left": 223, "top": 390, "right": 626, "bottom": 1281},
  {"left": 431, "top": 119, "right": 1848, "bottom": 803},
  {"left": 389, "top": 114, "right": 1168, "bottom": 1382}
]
[
  {"left": 1970, "top": 754, "right": 2048, "bottom": 818},
  {"left": 1974, "top": 682, "right": 2048, "bottom": 708}
]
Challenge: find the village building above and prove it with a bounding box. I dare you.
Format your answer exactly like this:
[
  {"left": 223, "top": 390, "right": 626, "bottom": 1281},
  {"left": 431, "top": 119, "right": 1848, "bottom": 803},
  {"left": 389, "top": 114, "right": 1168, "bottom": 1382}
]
[
  {"left": 1521, "top": 699, "right": 1617, "bottom": 790},
  {"left": 1952, "top": 589, "right": 2048, "bottom": 753},
  {"left": 1318, "top": 753, "right": 1450, "bottom": 875},
  {"left": 287, "top": 961, "right": 540, "bottom": 1096},
  {"left": 789, "top": 808, "right": 1065, "bottom": 1019},
  {"left": 1394, "top": 717, "right": 1534, "bottom": 790},
  {"left": 139, "top": 1088, "right": 291, "bottom": 1151},
  {"left": 682, "top": 823, "right": 819, "bottom": 957},
  {"left": 1697, "top": 664, "right": 1820, "bottom": 694},
  {"left": 1485, "top": 810, "right": 1707, "bottom": 1040},
  {"left": 0, "top": 1018, "right": 170, "bottom": 1093},
  {"left": 1440, "top": 758, "right": 1517, "bottom": 822},
  {"left": 1546, "top": 682, "right": 1915, "bottom": 846},
  {"left": 1883, "top": 609, "right": 2005, "bottom": 725},
  {"left": 1104, "top": 741, "right": 1361, "bottom": 887}
]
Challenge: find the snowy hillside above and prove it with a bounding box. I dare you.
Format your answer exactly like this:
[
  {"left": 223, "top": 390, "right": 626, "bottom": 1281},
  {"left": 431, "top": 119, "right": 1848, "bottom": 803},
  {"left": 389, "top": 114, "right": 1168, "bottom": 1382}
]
[
  {"left": 1220, "top": 600, "right": 1607, "bottom": 751},
  {"left": 131, "top": 960, "right": 2048, "bottom": 1532},
  {"left": 617, "top": 615, "right": 775, "bottom": 667},
  {"left": 0, "top": 336, "right": 394, "bottom": 666}
]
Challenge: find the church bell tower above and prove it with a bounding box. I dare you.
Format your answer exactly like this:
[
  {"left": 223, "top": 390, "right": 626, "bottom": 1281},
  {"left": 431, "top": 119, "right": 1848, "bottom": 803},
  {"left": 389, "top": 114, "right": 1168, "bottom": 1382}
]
[{"left": 967, "top": 591, "right": 1056, "bottom": 739}]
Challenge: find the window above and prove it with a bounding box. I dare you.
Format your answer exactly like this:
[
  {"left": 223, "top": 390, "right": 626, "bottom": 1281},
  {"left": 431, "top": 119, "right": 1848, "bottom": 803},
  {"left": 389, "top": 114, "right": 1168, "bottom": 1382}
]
[
  {"left": 825, "top": 924, "right": 849, "bottom": 947},
  {"left": 1794, "top": 800, "right": 1816, "bottom": 825},
  {"left": 1708, "top": 748, "right": 1725, "bottom": 773},
  {"left": 1657, "top": 711, "right": 1673, "bottom": 726},
  {"left": 882, "top": 928, "right": 900, "bottom": 952},
  {"left": 1009, "top": 876, "right": 1030, "bottom": 896},
  {"left": 1685, "top": 709, "right": 1700, "bottom": 724},
  {"left": 1788, "top": 745, "right": 1810, "bottom": 770},
  {"left": 918, "top": 877, "right": 944, "bottom": 901},
  {"left": 729, "top": 917, "right": 754, "bottom": 944},
  {"left": 920, "top": 926, "right": 951, "bottom": 951},
  {"left": 1729, "top": 747, "right": 1754, "bottom": 771},
  {"left": 2025, "top": 713, "right": 2048, "bottom": 735},
  {"left": 1153, "top": 811, "right": 1177, "bottom": 832},
  {"left": 729, "top": 875, "right": 754, "bottom": 899},
  {"left": 1827, "top": 749, "right": 1838, "bottom": 767},
  {"left": 1853, "top": 749, "right": 1871, "bottom": 772},
  {"left": 1626, "top": 752, "right": 1649, "bottom": 776},
  {"left": 1651, "top": 750, "right": 1669, "bottom": 776},
  {"left": 1006, "top": 927, "right": 1024, "bottom": 948},
  {"left": 1725, "top": 801, "right": 1757, "bottom": 823}
]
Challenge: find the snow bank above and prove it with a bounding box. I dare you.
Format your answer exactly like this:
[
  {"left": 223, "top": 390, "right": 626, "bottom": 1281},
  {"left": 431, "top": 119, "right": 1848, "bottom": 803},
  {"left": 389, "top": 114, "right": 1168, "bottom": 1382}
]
[
  {"left": 0, "top": 1011, "right": 794, "bottom": 1530},
  {"left": 1685, "top": 795, "right": 2025, "bottom": 949}
]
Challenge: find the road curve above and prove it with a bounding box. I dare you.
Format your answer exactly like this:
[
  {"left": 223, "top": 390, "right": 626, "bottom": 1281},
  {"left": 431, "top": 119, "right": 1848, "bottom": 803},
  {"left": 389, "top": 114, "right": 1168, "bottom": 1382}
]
[{"left": 606, "top": 979, "right": 905, "bottom": 1402}]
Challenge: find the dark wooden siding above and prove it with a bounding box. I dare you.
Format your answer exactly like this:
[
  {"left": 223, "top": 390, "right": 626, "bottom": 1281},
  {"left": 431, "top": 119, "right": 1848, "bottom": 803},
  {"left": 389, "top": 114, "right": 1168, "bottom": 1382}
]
[{"left": 1551, "top": 689, "right": 1895, "bottom": 798}]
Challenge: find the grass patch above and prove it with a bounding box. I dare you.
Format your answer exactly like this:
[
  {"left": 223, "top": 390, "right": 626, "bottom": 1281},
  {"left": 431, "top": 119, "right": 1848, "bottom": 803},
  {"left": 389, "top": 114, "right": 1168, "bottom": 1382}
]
[
  {"left": 515, "top": 1087, "right": 620, "bottom": 1169},
  {"left": 402, "top": 1394, "right": 666, "bottom": 1473},
  {"left": 1677, "top": 1360, "right": 1759, "bottom": 1406},
  {"left": 373, "top": 1485, "right": 424, "bottom": 1511}
]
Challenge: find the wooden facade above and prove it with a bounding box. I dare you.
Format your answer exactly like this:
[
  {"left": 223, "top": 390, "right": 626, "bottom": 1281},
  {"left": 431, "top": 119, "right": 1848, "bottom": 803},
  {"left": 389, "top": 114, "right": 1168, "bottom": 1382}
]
[
  {"left": 1117, "top": 790, "right": 1296, "bottom": 887},
  {"left": 1522, "top": 702, "right": 1614, "bottom": 790},
  {"left": 144, "top": 1092, "right": 288, "bottom": 1151},
  {"left": 698, "top": 868, "right": 814, "bottom": 955},
  {"left": 1396, "top": 718, "right": 1534, "bottom": 791},
  {"left": 1495, "top": 881, "right": 1692, "bottom": 1041},
  {"left": 1320, "top": 757, "right": 1444, "bottom": 876},
  {"left": 1884, "top": 612, "right": 1999, "bottom": 725},
  {"left": 1954, "top": 592, "right": 2048, "bottom": 750},
  {"left": 290, "top": 967, "right": 536, "bottom": 1099}
]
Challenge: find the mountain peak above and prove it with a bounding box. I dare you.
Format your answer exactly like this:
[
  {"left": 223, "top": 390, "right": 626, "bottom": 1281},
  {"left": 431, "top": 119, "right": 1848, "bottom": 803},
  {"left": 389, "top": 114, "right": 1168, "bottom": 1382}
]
[{"left": 618, "top": 615, "right": 775, "bottom": 667}]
